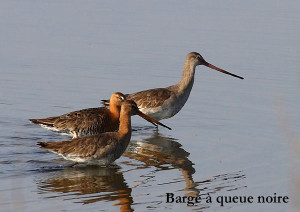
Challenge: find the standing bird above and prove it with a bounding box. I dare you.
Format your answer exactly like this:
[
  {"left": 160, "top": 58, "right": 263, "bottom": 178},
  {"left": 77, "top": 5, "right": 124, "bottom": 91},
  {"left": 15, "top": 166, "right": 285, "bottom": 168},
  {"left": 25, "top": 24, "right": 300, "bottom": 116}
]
[
  {"left": 37, "top": 100, "right": 171, "bottom": 165},
  {"left": 30, "top": 92, "right": 127, "bottom": 138},
  {"left": 102, "top": 52, "right": 244, "bottom": 120}
]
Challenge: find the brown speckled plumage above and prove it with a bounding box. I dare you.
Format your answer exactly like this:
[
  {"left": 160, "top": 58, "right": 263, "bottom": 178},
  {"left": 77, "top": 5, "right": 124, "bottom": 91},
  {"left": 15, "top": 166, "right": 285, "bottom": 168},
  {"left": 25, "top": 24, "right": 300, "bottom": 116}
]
[
  {"left": 37, "top": 100, "right": 171, "bottom": 165},
  {"left": 127, "top": 88, "right": 173, "bottom": 110},
  {"left": 30, "top": 92, "right": 126, "bottom": 138}
]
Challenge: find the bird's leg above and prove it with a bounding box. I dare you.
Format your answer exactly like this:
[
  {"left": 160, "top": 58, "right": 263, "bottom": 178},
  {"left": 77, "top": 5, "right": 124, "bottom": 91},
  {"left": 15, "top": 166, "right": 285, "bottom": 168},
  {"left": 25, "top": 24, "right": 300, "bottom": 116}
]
[{"left": 69, "top": 162, "right": 79, "bottom": 168}]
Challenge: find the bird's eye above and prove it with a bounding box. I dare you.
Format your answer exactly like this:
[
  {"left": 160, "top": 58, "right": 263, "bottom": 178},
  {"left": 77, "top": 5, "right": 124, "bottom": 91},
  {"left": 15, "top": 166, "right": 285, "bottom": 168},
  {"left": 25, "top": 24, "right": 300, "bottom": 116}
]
[{"left": 119, "top": 96, "right": 124, "bottom": 101}]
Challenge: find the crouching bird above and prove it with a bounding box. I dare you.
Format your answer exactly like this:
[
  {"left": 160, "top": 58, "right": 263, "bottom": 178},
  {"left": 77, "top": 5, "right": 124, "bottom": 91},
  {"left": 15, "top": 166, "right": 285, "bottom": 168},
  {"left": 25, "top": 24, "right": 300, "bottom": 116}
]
[
  {"left": 37, "top": 100, "right": 171, "bottom": 165},
  {"left": 30, "top": 92, "right": 127, "bottom": 138}
]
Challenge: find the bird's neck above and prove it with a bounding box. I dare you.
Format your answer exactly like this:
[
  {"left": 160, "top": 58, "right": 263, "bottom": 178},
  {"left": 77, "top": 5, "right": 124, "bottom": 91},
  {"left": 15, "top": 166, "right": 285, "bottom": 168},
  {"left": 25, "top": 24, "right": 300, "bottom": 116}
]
[
  {"left": 118, "top": 111, "right": 132, "bottom": 137},
  {"left": 171, "top": 62, "right": 196, "bottom": 96},
  {"left": 109, "top": 104, "right": 121, "bottom": 121}
]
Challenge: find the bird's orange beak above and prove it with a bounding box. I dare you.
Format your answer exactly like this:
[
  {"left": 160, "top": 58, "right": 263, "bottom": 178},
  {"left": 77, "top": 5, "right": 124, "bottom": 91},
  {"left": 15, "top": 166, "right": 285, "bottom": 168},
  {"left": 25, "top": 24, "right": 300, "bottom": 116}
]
[
  {"left": 203, "top": 61, "right": 244, "bottom": 80},
  {"left": 136, "top": 111, "right": 172, "bottom": 130}
]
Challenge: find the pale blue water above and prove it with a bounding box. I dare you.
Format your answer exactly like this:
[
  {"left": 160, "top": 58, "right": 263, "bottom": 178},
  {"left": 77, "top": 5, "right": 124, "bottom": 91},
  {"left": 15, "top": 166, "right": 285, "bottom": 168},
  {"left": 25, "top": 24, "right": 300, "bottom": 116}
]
[{"left": 0, "top": 1, "right": 299, "bottom": 211}]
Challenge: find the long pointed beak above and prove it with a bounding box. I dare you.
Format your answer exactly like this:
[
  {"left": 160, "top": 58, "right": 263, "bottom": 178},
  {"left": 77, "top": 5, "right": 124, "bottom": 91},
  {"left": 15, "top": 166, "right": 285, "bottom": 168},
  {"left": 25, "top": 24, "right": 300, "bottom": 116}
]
[
  {"left": 203, "top": 61, "right": 244, "bottom": 80},
  {"left": 136, "top": 111, "right": 172, "bottom": 130}
]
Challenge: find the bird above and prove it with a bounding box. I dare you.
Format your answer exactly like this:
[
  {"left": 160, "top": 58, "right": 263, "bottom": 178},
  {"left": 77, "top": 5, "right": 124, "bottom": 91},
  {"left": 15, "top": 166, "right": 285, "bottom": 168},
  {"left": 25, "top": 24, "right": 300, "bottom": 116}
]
[
  {"left": 30, "top": 92, "right": 128, "bottom": 138},
  {"left": 102, "top": 52, "right": 244, "bottom": 121},
  {"left": 37, "top": 100, "right": 171, "bottom": 165}
]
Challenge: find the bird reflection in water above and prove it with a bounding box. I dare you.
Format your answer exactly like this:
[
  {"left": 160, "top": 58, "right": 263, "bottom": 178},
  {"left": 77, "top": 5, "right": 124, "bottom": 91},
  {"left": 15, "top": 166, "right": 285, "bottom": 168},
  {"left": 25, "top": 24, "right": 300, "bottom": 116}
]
[
  {"left": 123, "top": 130, "right": 246, "bottom": 201},
  {"left": 37, "top": 130, "right": 246, "bottom": 211},
  {"left": 123, "top": 129, "right": 199, "bottom": 196},
  {"left": 37, "top": 166, "right": 133, "bottom": 211}
]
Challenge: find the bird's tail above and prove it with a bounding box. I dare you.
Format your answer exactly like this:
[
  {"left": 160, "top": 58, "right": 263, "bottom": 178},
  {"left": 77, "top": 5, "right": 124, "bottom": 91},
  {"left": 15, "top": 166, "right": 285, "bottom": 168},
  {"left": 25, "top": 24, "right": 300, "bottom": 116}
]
[
  {"left": 101, "top": 99, "right": 110, "bottom": 107},
  {"left": 29, "top": 117, "right": 57, "bottom": 127}
]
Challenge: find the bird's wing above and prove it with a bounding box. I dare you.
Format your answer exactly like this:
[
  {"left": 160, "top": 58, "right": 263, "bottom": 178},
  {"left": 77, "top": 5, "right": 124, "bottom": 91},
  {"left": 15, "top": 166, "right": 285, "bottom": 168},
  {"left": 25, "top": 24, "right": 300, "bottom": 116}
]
[
  {"left": 53, "top": 107, "right": 108, "bottom": 132},
  {"left": 38, "top": 133, "right": 117, "bottom": 158},
  {"left": 127, "top": 88, "right": 172, "bottom": 109}
]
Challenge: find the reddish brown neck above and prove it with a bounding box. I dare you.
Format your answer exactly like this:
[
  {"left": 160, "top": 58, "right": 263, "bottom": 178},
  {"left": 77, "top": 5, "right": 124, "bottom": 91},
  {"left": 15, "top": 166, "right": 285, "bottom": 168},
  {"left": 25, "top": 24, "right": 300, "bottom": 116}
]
[
  {"left": 118, "top": 110, "right": 131, "bottom": 136},
  {"left": 109, "top": 104, "right": 121, "bottom": 121}
]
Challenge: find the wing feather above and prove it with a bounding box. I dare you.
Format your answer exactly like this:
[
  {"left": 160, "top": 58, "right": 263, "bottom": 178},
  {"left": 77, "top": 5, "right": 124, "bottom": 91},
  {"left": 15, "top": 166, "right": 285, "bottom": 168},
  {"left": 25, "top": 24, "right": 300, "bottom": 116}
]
[{"left": 127, "top": 88, "right": 172, "bottom": 109}]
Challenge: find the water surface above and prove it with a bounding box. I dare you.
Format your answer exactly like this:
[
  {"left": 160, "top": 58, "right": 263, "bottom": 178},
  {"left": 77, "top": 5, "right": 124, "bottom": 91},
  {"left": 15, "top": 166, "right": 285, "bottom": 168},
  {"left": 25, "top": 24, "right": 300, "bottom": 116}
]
[{"left": 0, "top": 1, "right": 299, "bottom": 211}]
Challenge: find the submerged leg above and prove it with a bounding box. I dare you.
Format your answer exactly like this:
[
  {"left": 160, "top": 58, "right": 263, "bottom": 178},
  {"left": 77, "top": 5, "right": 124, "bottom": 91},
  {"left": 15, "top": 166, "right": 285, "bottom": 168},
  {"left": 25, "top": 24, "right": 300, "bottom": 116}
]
[{"left": 69, "top": 162, "right": 79, "bottom": 168}]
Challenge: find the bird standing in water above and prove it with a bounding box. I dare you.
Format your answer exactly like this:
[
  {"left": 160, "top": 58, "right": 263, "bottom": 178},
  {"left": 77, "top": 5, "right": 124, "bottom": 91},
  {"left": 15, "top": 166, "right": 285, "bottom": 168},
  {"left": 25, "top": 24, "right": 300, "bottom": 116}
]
[
  {"left": 31, "top": 92, "right": 137, "bottom": 138},
  {"left": 37, "top": 100, "right": 171, "bottom": 165},
  {"left": 103, "top": 52, "right": 243, "bottom": 121}
]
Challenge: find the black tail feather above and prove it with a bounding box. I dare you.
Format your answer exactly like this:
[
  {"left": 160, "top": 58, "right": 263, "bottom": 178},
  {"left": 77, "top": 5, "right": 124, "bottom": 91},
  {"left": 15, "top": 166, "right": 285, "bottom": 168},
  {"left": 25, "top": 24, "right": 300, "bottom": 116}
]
[
  {"left": 29, "top": 119, "right": 54, "bottom": 127},
  {"left": 37, "top": 142, "right": 47, "bottom": 147},
  {"left": 29, "top": 119, "right": 40, "bottom": 124},
  {"left": 101, "top": 99, "right": 110, "bottom": 107}
]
